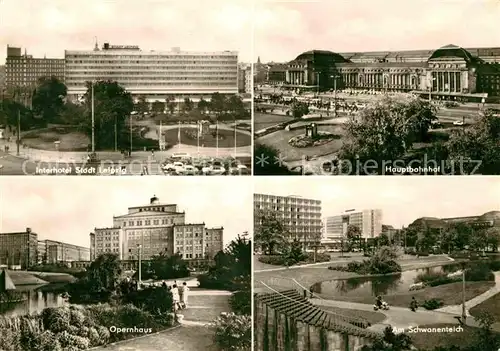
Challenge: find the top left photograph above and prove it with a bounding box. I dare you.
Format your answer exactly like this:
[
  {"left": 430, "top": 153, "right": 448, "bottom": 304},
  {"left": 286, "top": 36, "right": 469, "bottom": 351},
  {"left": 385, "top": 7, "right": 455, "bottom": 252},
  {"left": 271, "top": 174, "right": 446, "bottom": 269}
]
[{"left": 0, "top": 0, "right": 253, "bottom": 176}]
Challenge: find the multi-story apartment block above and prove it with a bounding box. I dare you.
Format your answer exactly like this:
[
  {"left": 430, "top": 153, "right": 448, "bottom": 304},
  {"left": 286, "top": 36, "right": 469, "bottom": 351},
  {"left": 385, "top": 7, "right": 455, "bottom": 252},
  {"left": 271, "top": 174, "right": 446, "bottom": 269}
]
[
  {"left": 238, "top": 63, "right": 252, "bottom": 94},
  {"left": 324, "top": 209, "right": 383, "bottom": 245},
  {"left": 5, "top": 45, "right": 65, "bottom": 88},
  {"left": 0, "top": 65, "right": 5, "bottom": 93},
  {"left": 91, "top": 227, "right": 123, "bottom": 260},
  {"left": 65, "top": 43, "right": 238, "bottom": 102},
  {"left": 0, "top": 228, "right": 38, "bottom": 269},
  {"left": 41, "top": 240, "right": 90, "bottom": 263},
  {"left": 90, "top": 196, "right": 224, "bottom": 267},
  {"left": 254, "top": 193, "right": 322, "bottom": 249}
]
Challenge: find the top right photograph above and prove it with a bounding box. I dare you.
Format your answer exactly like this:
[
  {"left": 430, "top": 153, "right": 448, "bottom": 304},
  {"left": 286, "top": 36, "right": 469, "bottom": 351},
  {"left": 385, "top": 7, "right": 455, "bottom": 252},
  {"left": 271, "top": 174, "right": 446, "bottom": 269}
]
[{"left": 253, "top": 0, "right": 500, "bottom": 176}]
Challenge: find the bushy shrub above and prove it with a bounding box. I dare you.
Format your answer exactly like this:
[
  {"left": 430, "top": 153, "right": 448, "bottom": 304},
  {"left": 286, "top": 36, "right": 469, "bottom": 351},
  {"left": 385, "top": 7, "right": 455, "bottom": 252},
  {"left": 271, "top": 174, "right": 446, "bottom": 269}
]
[
  {"left": 33, "top": 330, "right": 62, "bottom": 351},
  {"left": 123, "top": 286, "right": 173, "bottom": 316},
  {"left": 465, "top": 263, "right": 494, "bottom": 282},
  {"left": 230, "top": 290, "right": 251, "bottom": 315},
  {"left": 427, "top": 276, "right": 460, "bottom": 287},
  {"left": 258, "top": 255, "right": 287, "bottom": 266},
  {"left": 69, "top": 307, "right": 87, "bottom": 329},
  {"left": 56, "top": 331, "right": 90, "bottom": 350},
  {"left": 41, "top": 306, "right": 71, "bottom": 333},
  {"left": 416, "top": 251, "right": 429, "bottom": 256},
  {"left": 489, "top": 260, "right": 500, "bottom": 272},
  {"left": 212, "top": 312, "right": 251, "bottom": 351},
  {"left": 415, "top": 271, "right": 447, "bottom": 284},
  {"left": 87, "top": 327, "right": 101, "bottom": 347},
  {"left": 0, "top": 327, "right": 20, "bottom": 351},
  {"left": 422, "top": 299, "right": 444, "bottom": 310},
  {"left": 116, "top": 304, "right": 158, "bottom": 330}
]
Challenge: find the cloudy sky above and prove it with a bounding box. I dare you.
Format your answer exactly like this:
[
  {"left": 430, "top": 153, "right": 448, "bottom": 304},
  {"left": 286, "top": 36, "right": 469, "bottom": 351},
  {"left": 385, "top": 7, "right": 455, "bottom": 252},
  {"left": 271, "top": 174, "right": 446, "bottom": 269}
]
[
  {"left": 255, "top": 0, "right": 500, "bottom": 62},
  {"left": 0, "top": 177, "right": 252, "bottom": 248},
  {"left": 0, "top": 0, "right": 253, "bottom": 63},
  {"left": 255, "top": 177, "right": 500, "bottom": 228}
]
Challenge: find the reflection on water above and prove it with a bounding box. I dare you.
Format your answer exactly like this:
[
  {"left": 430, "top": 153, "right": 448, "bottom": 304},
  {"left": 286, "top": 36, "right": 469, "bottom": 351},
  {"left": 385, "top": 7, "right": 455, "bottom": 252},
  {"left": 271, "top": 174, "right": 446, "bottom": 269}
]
[
  {"left": 0, "top": 285, "right": 67, "bottom": 317},
  {"left": 312, "top": 263, "right": 461, "bottom": 298}
]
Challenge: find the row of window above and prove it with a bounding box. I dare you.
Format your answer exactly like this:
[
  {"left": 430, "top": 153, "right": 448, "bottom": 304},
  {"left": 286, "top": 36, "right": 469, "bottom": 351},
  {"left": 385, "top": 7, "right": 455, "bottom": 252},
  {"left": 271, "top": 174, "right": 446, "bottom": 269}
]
[
  {"left": 66, "top": 76, "right": 236, "bottom": 81},
  {"left": 66, "top": 82, "right": 237, "bottom": 87},
  {"left": 66, "top": 55, "right": 236, "bottom": 60}
]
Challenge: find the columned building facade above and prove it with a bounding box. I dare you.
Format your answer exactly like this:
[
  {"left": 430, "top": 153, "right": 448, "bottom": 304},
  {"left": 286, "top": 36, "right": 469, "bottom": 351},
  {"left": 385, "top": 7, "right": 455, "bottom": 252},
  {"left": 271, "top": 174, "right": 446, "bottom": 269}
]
[{"left": 267, "top": 45, "right": 500, "bottom": 101}]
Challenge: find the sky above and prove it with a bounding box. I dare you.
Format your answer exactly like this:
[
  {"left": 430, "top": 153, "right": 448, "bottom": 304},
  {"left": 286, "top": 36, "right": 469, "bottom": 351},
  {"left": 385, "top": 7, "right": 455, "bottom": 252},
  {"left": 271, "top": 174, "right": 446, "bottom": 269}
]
[
  {"left": 254, "top": 177, "right": 500, "bottom": 229},
  {"left": 0, "top": 177, "right": 252, "bottom": 248},
  {"left": 255, "top": 0, "right": 500, "bottom": 62},
  {"left": 0, "top": 0, "right": 253, "bottom": 63}
]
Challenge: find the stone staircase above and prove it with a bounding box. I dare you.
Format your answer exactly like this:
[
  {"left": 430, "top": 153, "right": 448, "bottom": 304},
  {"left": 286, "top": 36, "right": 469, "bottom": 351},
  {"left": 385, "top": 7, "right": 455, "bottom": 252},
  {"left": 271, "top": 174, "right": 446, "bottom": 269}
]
[{"left": 255, "top": 289, "right": 380, "bottom": 339}]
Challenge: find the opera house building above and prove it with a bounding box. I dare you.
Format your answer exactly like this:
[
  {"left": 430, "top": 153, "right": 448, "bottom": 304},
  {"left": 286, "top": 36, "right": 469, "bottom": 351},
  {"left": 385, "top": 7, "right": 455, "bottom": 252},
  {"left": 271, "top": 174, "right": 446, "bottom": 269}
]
[{"left": 265, "top": 44, "right": 500, "bottom": 102}]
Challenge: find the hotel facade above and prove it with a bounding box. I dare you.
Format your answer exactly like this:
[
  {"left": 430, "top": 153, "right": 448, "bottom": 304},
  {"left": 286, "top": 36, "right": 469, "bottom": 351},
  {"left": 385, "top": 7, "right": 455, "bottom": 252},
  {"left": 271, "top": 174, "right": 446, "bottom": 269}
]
[
  {"left": 90, "top": 195, "right": 224, "bottom": 268},
  {"left": 65, "top": 43, "right": 238, "bottom": 102},
  {"left": 323, "top": 209, "right": 383, "bottom": 245},
  {"left": 254, "top": 193, "right": 322, "bottom": 249},
  {"left": 265, "top": 44, "right": 500, "bottom": 102},
  {"left": 4, "top": 46, "right": 65, "bottom": 89}
]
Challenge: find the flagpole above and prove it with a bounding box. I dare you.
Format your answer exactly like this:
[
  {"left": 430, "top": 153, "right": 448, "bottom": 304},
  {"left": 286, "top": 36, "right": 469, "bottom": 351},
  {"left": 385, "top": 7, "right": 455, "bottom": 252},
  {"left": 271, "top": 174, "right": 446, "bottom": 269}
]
[
  {"left": 234, "top": 122, "right": 237, "bottom": 158},
  {"left": 177, "top": 121, "right": 181, "bottom": 150},
  {"left": 197, "top": 121, "right": 200, "bottom": 156},
  {"left": 159, "top": 121, "right": 162, "bottom": 150},
  {"left": 216, "top": 120, "right": 219, "bottom": 158}
]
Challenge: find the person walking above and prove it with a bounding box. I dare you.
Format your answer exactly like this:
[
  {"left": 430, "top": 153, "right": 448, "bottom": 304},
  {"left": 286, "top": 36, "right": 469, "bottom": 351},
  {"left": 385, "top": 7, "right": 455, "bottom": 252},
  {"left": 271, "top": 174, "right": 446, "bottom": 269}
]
[
  {"left": 171, "top": 284, "right": 181, "bottom": 311},
  {"left": 181, "top": 282, "right": 189, "bottom": 309}
]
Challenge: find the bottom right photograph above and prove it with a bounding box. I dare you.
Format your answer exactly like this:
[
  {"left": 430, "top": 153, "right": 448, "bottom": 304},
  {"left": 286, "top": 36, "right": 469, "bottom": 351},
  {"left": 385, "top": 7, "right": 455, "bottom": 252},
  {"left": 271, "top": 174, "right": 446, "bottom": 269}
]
[{"left": 253, "top": 177, "right": 500, "bottom": 351}]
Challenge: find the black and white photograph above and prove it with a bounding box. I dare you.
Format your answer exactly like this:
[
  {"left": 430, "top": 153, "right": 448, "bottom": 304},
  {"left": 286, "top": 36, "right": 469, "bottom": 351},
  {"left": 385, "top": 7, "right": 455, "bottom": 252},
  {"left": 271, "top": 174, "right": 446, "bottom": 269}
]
[
  {"left": 0, "top": 0, "right": 252, "bottom": 176},
  {"left": 253, "top": 0, "right": 500, "bottom": 176},
  {"left": 0, "top": 177, "right": 251, "bottom": 350},
  {"left": 254, "top": 177, "right": 500, "bottom": 351}
]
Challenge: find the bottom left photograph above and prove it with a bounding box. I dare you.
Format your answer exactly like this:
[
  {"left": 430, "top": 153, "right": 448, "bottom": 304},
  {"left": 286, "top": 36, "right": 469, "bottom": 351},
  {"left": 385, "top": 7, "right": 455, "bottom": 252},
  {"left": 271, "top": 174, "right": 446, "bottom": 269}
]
[{"left": 0, "top": 177, "right": 252, "bottom": 351}]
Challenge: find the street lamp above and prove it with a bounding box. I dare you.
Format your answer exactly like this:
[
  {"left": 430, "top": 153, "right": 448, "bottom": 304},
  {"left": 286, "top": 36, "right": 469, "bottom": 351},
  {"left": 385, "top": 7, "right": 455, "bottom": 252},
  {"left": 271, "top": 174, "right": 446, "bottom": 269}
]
[
  {"left": 461, "top": 261, "right": 467, "bottom": 324},
  {"left": 91, "top": 82, "right": 95, "bottom": 153},
  {"left": 330, "top": 75, "right": 340, "bottom": 118},
  {"left": 137, "top": 244, "right": 142, "bottom": 288},
  {"left": 316, "top": 72, "right": 320, "bottom": 96}
]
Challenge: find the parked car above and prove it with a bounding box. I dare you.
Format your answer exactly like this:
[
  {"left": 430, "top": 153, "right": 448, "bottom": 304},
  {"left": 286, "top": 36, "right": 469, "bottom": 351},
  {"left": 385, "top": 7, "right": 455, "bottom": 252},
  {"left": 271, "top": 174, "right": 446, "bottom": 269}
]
[
  {"left": 177, "top": 165, "right": 198, "bottom": 175},
  {"left": 453, "top": 120, "right": 464, "bottom": 126},
  {"left": 229, "top": 164, "right": 249, "bottom": 175}
]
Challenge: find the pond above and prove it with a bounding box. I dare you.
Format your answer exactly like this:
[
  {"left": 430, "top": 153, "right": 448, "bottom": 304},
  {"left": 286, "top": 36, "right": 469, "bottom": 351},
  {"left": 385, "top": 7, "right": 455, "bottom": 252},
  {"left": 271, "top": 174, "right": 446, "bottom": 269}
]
[
  {"left": 0, "top": 285, "right": 68, "bottom": 317},
  {"left": 311, "top": 263, "right": 463, "bottom": 299}
]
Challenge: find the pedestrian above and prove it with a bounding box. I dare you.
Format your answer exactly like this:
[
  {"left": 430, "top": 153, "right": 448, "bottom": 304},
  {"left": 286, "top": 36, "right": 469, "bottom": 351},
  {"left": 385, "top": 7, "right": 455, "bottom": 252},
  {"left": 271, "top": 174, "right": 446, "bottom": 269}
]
[
  {"left": 171, "top": 284, "right": 181, "bottom": 311},
  {"left": 181, "top": 282, "right": 189, "bottom": 309},
  {"left": 178, "top": 282, "right": 185, "bottom": 309},
  {"left": 410, "top": 296, "right": 418, "bottom": 312}
]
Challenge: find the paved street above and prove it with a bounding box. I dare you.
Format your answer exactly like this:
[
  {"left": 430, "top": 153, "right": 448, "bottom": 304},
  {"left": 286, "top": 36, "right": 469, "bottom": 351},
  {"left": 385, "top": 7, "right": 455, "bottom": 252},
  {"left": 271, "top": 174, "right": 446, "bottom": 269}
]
[
  {"left": 92, "top": 289, "right": 231, "bottom": 351},
  {"left": 92, "top": 325, "right": 218, "bottom": 351}
]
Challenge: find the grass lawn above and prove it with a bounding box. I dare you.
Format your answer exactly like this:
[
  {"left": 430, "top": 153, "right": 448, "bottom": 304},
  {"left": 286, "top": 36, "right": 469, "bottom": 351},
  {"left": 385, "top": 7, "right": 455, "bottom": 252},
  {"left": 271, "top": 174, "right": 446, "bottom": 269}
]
[
  {"left": 257, "top": 124, "right": 345, "bottom": 161},
  {"left": 320, "top": 306, "right": 386, "bottom": 325},
  {"left": 332, "top": 281, "right": 495, "bottom": 307},
  {"left": 470, "top": 292, "right": 500, "bottom": 321},
  {"left": 163, "top": 126, "right": 251, "bottom": 147},
  {"left": 22, "top": 127, "right": 89, "bottom": 151},
  {"left": 410, "top": 323, "right": 484, "bottom": 350},
  {"left": 254, "top": 112, "right": 294, "bottom": 131}
]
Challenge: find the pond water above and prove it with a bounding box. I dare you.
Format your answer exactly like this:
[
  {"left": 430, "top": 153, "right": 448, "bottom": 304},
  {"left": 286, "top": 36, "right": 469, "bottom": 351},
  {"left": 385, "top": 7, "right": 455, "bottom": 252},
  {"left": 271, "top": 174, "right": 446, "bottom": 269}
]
[
  {"left": 0, "top": 285, "right": 68, "bottom": 317},
  {"left": 311, "top": 263, "right": 462, "bottom": 299}
]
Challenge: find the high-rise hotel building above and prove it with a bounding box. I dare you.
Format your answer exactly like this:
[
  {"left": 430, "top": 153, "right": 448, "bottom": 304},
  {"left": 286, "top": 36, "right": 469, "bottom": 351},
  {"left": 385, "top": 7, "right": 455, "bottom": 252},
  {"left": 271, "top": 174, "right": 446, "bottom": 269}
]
[
  {"left": 254, "top": 193, "right": 322, "bottom": 249},
  {"left": 90, "top": 195, "right": 224, "bottom": 267},
  {"left": 323, "top": 209, "right": 383, "bottom": 244},
  {"left": 5, "top": 46, "right": 65, "bottom": 88},
  {"left": 65, "top": 43, "right": 238, "bottom": 102}
]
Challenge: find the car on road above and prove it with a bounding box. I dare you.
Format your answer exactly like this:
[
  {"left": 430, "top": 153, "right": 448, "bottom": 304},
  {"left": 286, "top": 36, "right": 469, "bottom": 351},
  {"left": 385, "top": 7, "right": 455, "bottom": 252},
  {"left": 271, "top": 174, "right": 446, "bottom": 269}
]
[
  {"left": 177, "top": 165, "right": 198, "bottom": 175},
  {"left": 453, "top": 120, "right": 465, "bottom": 126},
  {"left": 229, "top": 164, "right": 250, "bottom": 175}
]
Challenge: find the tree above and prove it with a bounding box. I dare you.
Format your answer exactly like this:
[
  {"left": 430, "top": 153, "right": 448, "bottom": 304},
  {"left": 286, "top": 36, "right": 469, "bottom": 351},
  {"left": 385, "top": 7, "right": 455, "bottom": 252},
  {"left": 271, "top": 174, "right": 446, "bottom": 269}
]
[
  {"left": 135, "top": 95, "right": 149, "bottom": 114},
  {"left": 31, "top": 76, "right": 67, "bottom": 122},
  {"left": 290, "top": 101, "right": 309, "bottom": 118},
  {"left": 378, "top": 233, "right": 390, "bottom": 246},
  {"left": 346, "top": 225, "right": 362, "bottom": 251},
  {"left": 197, "top": 98, "right": 209, "bottom": 114},
  {"left": 254, "top": 143, "right": 299, "bottom": 175},
  {"left": 254, "top": 210, "right": 288, "bottom": 255},
  {"left": 146, "top": 252, "right": 189, "bottom": 280},
  {"left": 59, "top": 101, "right": 86, "bottom": 125},
  {"left": 340, "top": 96, "right": 437, "bottom": 166},
  {"left": 210, "top": 92, "right": 226, "bottom": 118},
  {"left": 227, "top": 95, "right": 245, "bottom": 117},
  {"left": 183, "top": 97, "right": 194, "bottom": 112},
  {"left": 446, "top": 110, "right": 500, "bottom": 174},
  {"left": 166, "top": 95, "right": 176, "bottom": 115},
  {"left": 82, "top": 80, "right": 134, "bottom": 150},
  {"left": 151, "top": 100, "right": 165, "bottom": 114}
]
